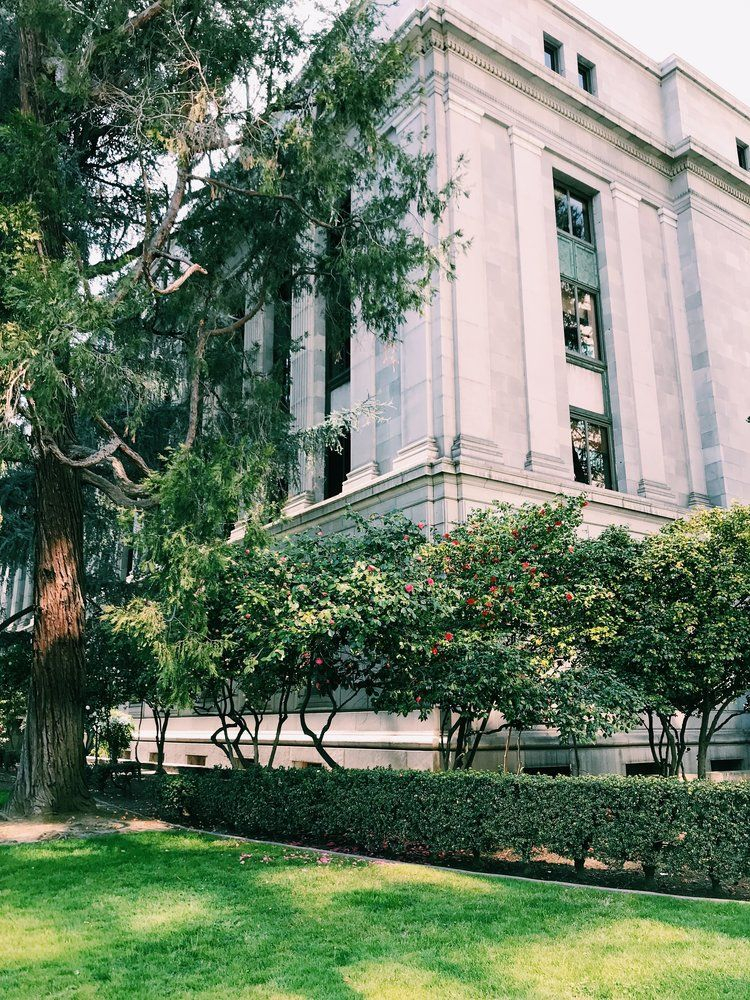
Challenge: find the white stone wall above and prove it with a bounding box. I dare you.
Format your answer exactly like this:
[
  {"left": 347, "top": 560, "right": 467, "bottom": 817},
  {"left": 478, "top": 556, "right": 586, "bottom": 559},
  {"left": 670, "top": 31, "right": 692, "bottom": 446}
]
[{"left": 182, "top": 0, "right": 750, "bottom": 775}]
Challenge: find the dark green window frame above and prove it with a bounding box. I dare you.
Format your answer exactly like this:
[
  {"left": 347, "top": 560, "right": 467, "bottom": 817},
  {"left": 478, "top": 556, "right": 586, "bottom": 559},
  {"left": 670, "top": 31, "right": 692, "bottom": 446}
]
[
  {"left": 555, "top": 184, "right": 594, "bottom": 245},
  {"left": 570, "top": 409, "right": 615, "bottom": 491},
  {"left": 561, "top": 279, "right": 603, "bottom": 360},
  {"left": 577, "top": 56, "right": 595, "bottom": 95}
]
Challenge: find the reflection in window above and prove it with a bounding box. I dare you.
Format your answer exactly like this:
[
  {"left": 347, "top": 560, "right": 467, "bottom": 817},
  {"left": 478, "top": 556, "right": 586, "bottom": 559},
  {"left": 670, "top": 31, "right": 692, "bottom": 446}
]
[
  {"left": 554, "top": 185, "right": 592, "bottom": 243},
  {"left": 571, "top": 416, "right": 613, "bottom": 489},
  {"left": 577, "top": 57, "right": 595, "bottom": 94},
  {"left": 544, "top": 36, "right": 562, "bottom": 74},
  {"left": 560, "top": 280, "right": 600, "bottom": 359}
]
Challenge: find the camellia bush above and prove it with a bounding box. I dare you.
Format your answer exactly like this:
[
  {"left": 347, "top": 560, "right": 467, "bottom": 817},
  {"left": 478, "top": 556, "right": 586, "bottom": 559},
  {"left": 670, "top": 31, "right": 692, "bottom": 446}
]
[{"left": 376, "top": 496, "right": 641, "bottom": 769}]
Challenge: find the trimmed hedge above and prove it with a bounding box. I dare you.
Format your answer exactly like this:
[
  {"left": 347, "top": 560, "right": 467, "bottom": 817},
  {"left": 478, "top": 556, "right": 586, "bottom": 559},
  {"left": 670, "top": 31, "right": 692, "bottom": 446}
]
[{"left": 152, "top": 768, "right": 750, "bottom": 890}]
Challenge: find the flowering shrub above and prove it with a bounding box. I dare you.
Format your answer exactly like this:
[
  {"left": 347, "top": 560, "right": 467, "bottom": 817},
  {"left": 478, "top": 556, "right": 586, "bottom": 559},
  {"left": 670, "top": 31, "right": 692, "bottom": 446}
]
[{"left": 153, "top": 767, "right": 750, "bottom": 890}]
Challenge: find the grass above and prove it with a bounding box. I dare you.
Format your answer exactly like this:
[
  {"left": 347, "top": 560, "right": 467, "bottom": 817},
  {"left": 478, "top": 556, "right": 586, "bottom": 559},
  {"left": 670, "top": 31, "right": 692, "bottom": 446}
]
[{"left": 1, "top": 832, "right": 749, "bottom": 999}]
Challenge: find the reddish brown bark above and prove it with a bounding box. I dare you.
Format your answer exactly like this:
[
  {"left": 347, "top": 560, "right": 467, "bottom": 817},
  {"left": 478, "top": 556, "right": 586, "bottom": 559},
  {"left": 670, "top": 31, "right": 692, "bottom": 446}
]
[{"left": 5, "top": 448, "right": 93, "bottom": 816}]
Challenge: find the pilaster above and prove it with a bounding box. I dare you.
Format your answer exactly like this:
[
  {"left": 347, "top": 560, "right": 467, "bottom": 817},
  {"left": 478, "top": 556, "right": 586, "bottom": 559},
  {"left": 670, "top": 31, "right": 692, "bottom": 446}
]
[
  {"left": 609, "top": 183, "right": 673, "bottom": 502},
  {"left": 444, "top": 92, "right": 502, "bottom": 468},
  {"left": 657, "top": 207, "right": 711, "bottom": 507},
  {"left": 509, "top": 125, "right": 567, "bottom": 475}
]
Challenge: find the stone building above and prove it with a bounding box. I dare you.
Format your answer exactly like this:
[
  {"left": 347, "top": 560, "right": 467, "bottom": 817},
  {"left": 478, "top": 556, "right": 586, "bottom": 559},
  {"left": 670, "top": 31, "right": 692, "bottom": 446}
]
[{"left": 15, "top": 0, "right": 750, "bottom": 775}]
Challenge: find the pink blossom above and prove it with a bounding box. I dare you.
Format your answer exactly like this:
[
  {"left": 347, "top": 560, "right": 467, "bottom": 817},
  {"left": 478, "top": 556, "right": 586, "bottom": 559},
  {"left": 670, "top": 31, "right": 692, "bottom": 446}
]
[
  {"left": 426, "top": 577, "right": 434, "bottom": 586},
  {"left": 405, "top": 584, "right": 414, "bottom": 594}
]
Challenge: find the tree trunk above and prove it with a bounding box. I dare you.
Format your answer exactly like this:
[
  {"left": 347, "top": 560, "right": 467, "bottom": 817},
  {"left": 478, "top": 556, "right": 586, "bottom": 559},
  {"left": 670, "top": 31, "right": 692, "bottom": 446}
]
[
  {"left": 5, "top": 450, "right": 92, "bottom": 816},
  {"left": 697, "top": 707, "right": 711, "bottom": 780}
]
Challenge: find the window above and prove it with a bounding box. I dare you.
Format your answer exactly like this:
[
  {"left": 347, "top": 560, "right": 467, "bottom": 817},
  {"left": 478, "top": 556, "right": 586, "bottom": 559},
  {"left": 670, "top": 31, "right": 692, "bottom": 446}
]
[
  {"left": 186, "top": 754, "right": 206, "bottom": 767},
  {"left": 561, "top": 280, "right": 600, "bottom": 359},
  {"left": 525, "top": 765, "right": 572, "bottom": 777},
  {"left": 273, "top": 279, "right": 292, "bottom": 415},
  {"left": 710, "top": 758, "right": 743, "bottom": 772},
  {"left": 555, "top": 185, "right": 593, "bottom": 243},
  {"left": 626, "top": 761, "right": 662, "bottom": 777},
  {"left": 543, "top": 35, "right": 563, "bottom": 74},
  {"left": 737, "top": 140, "right": 749, "bottom": 170},
  {"left": 571, "top": 415, "right": 613, "bottom": 490},
  {"left": 577, "top": 57, "right": 595, "bottom": 94},
  {"left": 323, "top": 194, "right": 352, "bottom": 500}
]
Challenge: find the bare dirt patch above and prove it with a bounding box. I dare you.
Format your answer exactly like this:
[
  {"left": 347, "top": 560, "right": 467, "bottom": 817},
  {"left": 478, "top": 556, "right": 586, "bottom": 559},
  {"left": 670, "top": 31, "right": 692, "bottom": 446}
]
[{"left": 0, "top": 809, "right": 171, "bottom": 845}]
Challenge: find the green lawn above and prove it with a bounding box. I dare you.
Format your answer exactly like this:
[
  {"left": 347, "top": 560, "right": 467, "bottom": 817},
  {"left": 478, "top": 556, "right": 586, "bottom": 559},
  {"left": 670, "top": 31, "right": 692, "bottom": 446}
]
[{"left": 1, "top": 832, "right": 749, "bottom": 999}]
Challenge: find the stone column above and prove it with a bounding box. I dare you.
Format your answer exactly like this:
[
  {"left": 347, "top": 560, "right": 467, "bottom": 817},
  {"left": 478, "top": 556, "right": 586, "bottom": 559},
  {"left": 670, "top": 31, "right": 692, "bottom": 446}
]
[
  {"left": 509, "top": 126, "right": 567, "bottom": 475},
  {"left": 443, "top": 94, "right": 501, "bottom": 467},
  {"left": 342, "top": 324, "right": 380, "bottom": 492},
  {"left": 284, "top": 287, "right": 325, "bottom": 515},
  {"left": 609, "top": 183, "right": 672, "bottom": 501},
  {"left": 658, "top": 207, "right": 710, "bottom": 507}
]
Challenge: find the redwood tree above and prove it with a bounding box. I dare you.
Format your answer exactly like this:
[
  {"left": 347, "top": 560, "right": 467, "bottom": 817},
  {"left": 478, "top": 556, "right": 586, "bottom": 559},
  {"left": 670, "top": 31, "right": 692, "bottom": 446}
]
[{"left": 0, "top": 0, "right": 457, "bottom": 814}]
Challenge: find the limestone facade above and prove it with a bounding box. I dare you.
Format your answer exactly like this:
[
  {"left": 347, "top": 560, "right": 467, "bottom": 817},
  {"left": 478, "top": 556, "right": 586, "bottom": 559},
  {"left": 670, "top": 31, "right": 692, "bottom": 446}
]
[{"left": 84, "top": 1, "right": 750, "bottom": 774}]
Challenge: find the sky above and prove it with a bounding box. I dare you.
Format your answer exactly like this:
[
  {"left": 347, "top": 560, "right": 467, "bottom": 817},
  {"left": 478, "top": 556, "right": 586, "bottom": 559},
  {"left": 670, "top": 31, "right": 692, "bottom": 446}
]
[{"left": 547, "top": 0, "right": 750, "bottom": 107}]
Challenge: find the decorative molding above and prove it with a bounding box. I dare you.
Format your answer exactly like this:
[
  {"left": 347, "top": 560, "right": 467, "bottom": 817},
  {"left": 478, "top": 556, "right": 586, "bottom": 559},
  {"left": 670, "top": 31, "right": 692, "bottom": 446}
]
[
  {"left": 657, "top": 207, "right": 679, "bottom": 228},
  {"left": 282, "top": 491, "right": 315, "bottom": 518},
  {"left": 416, "top": 17, "right": 750, "bottom": 212},
  {"left": 525, "top": 451, "right": 567, "bottom": 476},
  {"left": 451, "top": 434, "right": 503, "bottom": 466},
  {"left": 341, "top": 462, "right": 380, "bottom": 495},
  {"left": 637, "top": 478, "right": 676, "bottom": 504},
  {"left": 508, "top": 125, "right": 545, "bottom": 156},
  {"left": 610, "top": 182, "right": 642, "bottom": 208},
  {"left": 392, "top": 437, "right": 441, "bottom": 474}
]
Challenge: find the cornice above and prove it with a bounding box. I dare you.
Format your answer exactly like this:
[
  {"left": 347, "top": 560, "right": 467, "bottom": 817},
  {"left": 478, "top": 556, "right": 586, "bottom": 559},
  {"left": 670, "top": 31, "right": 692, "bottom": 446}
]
[{"left": 414, "top": 15, "right": 750, "bottom": 213}]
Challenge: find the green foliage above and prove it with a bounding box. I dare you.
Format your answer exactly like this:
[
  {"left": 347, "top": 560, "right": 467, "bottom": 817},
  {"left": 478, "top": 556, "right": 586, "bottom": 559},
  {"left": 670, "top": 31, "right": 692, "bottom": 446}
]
[
  {"left": 600, "top": 507, "right": 750, "bottom": 777},
  {"left": 0, "top": 631, "right": 30, "bottom": 753},
  {"left": 153, "top": 767, "right": 750, "bottom": 890},
  {"left": 376, "top": 497, "right": 641, "bottom": 768}
]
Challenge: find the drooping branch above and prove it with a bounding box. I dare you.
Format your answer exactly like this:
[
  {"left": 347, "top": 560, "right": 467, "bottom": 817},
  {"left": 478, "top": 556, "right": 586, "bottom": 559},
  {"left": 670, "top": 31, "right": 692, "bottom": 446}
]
[
  {"left": 81, "top": 469, "right": 156, "bottom": 509},
  {"left": 123, "top": 0, "right": 169, "bottom": 38},
  {"left": 0, "top": 605, "right": 34, "bottom": 633},
  {"left": 183, "top": 274, "right": 270, "bottom": 451},
  {"left": 187, "top": 174, "right": 336, "bottom": 231}
]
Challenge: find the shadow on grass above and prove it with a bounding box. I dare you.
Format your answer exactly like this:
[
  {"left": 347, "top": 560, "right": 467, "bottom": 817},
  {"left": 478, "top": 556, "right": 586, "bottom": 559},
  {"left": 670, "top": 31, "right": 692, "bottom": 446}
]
[{"left": 1, "top": 832, "right": 749, "bottom": 1000}]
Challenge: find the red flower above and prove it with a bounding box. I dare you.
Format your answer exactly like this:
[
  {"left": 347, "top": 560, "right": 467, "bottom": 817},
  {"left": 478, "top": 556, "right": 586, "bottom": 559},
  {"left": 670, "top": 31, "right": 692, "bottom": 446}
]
[
  {"left": 315, "top": 657, "right": 324, "bottom": 665},
  {"left": 555, "top": 520, "right": 562, "bottom": 527},
  {"left": 443, "top": 533, "right": 451, "bottom": 540},
  {"left": 444, "top": 632, "right": 454, "bottom": 642},
  {"left": 489, "top": 586, "right": 498, "bottom": 593},
  {"left": 426, "top": 577, "right": 435, "bottom": 586},
  {"left": 565, "top": 592, "right": 573, "bottom": 601},
  {"left": 367, "top": 565, "right": 377, "bottom": 572},
  {"left": 507, "top": 585, "right": 514, "bottom": 595},
  {"left": 405, "top": 584, "right": 414, "bottom": 594},
  {"left": 467, "top": 598, "right": 477, "bottom": 605},
  {"left": 431, "top": 647, "right": 439, "bottom": 656},
  {"left": 417, "top": 522, "right": 426, "bottom": 529},
  {"left": 521, "top": 561, "right": 530, "bottom": 569}
]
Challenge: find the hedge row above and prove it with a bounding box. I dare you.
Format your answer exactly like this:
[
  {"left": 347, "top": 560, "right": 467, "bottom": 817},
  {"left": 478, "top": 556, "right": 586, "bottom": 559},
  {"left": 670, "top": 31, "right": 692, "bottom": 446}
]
[{"left": 152, "top": 767, "right": 750, "bottom": 889}]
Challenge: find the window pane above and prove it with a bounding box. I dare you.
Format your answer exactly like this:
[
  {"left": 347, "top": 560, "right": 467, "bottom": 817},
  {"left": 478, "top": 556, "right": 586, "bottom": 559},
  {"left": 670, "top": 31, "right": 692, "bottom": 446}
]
[
  {"left": 544, "top": 47, "right": 554, "bottom": 70},
  {"left": 586, "top": 424, "right": 612, "bottom": 489},
  {"left": 561, "top": 281, "right": 578, "bottom": 352},
  {"left": 577, "top": 290, "right": 599, "bottom": 358},
  {"left": 555, "top": 188, "right": 569, "bottom": 232},
  {"left": 571, "top": 419, "right": 588, "bottom": 484},
  {"left": 569, "top": 196, "right": 590, "bottom": 242}
]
